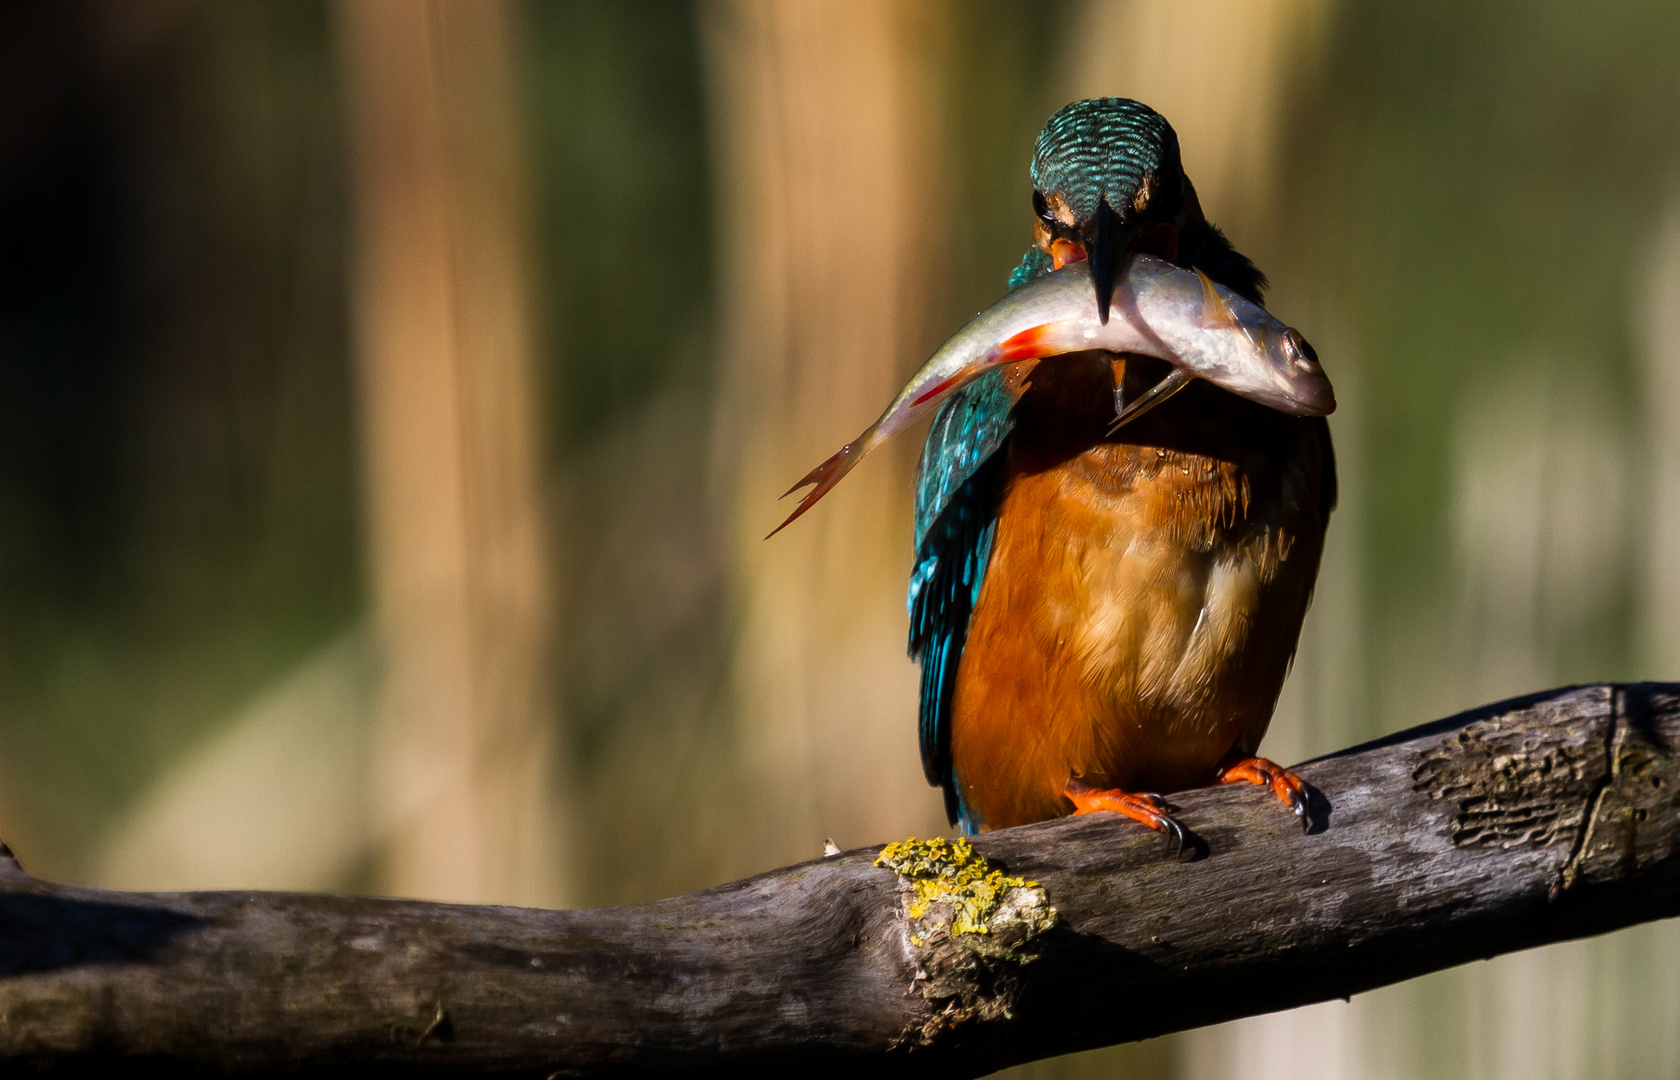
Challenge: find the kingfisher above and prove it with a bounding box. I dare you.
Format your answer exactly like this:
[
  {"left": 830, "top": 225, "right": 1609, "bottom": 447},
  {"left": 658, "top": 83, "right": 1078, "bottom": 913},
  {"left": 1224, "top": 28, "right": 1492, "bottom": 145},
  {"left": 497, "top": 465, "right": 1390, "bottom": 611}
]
[{"left": 908, "top": 98, "right": 1336, "bottom": 840}]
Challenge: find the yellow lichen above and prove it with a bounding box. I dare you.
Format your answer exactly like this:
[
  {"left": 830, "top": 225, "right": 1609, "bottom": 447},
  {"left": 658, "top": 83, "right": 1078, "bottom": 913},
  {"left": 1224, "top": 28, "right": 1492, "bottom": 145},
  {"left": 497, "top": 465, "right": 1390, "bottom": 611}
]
[{"left": 874, "top": 836, "right": 1042, "bottom": 935}]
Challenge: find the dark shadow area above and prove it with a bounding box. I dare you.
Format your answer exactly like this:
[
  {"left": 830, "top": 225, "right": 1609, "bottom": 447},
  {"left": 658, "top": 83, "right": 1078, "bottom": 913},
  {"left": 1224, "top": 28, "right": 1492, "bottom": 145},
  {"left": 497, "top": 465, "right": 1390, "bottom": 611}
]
[
  {"left": 0, "top": 892, "right": 203, "bottom": 974},
  {"left": 1621, "top": 683, "right": 1680, "bottom": 756},
  {"left": 0, "top": 0, "right": 359, "bottom": 873},
  {"left": 1302, "top": 780, "right": 1333, "bottom": 836},
  {"left": 978, "top": 925, "right": 1196, "bottom": 1071}
]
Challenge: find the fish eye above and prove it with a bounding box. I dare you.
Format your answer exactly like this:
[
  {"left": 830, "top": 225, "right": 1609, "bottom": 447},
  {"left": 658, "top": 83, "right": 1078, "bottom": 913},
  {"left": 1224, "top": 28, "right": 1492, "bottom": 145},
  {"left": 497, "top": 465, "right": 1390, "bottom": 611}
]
[{"left": 1283, "top": 329, "right": 1320, "bottom": 370}]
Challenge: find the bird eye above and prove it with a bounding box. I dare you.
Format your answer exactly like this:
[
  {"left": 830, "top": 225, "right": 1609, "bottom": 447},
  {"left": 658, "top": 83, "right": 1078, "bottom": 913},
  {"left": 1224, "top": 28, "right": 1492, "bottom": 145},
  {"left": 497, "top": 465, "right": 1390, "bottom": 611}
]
[
  {"left": 1283, "top": 329, "right": 1320, "bottom": 370},
  {"left": 1032, "top": 190, "right": 1054, "bottom": 224}
]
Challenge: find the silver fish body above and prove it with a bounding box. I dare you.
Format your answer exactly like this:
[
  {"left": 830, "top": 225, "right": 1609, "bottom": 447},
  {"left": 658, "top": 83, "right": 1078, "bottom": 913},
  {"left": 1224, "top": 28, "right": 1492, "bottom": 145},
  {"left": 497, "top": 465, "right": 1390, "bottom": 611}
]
[
  {"left": 876, "top": 254, "right": 1333, "bottom": 443},
  {"left": 772, "top": 253, "right": 1336, "bottom": 535}
]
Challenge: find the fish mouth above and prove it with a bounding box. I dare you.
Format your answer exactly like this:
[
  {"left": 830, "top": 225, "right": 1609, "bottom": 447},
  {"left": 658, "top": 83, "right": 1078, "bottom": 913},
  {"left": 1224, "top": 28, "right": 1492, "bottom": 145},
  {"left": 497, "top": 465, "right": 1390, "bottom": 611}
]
[
  {"left": 1275, "top": 328, "right": 1336, "bottom": 416},
  {"left": 1271, "top": 382, "right": 1338, "bottom": 417}
]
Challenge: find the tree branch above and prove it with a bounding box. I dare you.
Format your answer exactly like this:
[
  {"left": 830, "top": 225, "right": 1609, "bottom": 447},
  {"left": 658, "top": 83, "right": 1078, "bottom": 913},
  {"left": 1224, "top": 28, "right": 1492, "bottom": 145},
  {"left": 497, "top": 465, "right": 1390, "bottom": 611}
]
[{"left": 3, "top": 683, "right": 1677, "bottom": 1078}]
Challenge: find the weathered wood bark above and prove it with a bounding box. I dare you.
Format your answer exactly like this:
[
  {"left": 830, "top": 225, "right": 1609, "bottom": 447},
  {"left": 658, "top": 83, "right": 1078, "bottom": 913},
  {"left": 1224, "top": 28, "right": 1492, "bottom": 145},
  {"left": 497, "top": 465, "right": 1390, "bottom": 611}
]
[{"left": 3, "top": 683, "right": 1677, "bottom": 1078}]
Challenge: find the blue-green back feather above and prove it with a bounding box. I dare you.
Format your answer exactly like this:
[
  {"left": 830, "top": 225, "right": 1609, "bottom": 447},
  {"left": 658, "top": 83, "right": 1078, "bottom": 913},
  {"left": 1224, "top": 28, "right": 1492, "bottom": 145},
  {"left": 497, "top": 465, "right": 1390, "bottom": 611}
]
[{"left": 907, "top": 248, "right": 1049, "bottom": 831}]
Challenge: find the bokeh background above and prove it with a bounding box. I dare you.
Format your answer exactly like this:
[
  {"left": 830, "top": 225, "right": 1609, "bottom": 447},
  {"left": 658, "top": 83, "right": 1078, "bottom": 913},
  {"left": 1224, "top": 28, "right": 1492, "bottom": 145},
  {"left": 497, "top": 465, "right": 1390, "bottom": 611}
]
[{"left": 1, "top": 1, "right": 1678, "bottom": 1077}]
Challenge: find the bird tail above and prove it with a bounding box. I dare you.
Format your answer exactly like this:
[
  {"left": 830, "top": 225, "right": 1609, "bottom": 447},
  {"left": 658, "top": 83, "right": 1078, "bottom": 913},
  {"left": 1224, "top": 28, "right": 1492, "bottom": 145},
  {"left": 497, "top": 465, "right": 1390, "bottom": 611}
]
[{"left": 766, "top": 428, "right": 873, "bottom": 538}]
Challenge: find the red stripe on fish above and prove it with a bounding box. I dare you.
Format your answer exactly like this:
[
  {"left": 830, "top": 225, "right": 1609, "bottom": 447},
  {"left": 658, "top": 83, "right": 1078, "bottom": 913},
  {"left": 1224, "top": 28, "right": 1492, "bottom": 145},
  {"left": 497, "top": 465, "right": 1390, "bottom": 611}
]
[{"left": 911, "top": 374, "right": 965, "bottom": 408}]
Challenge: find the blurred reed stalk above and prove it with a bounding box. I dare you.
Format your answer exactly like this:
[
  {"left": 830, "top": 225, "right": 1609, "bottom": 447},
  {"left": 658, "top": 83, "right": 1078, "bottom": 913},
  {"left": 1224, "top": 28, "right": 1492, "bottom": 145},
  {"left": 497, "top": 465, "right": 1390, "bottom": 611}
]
[
  {"left": 1064, "top": 0, "right": 1333, "bottom": 250},
  {"left": 1642, "top": 204, "right": 1680, "bottom": 672},
  {"left": 338, "top": 0, "right": 566, "bottom": 906},
  {"left": 701, "top": 0, "right": 956, "bottom": 861}
]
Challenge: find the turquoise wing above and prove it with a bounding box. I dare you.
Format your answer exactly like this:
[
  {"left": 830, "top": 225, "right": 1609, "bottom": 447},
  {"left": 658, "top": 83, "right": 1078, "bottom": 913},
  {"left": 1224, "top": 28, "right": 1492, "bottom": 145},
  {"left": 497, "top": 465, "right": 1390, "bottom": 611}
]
[{"left": 907, "top": 249, "right": 1048, "bottom": 831}]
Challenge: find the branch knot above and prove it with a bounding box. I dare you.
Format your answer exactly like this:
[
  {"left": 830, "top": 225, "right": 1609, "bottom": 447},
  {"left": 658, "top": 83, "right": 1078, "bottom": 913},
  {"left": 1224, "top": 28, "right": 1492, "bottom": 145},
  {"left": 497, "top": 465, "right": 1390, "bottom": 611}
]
[{"left": 875, "top": 837, "right": 1058, "bottom": 1045}]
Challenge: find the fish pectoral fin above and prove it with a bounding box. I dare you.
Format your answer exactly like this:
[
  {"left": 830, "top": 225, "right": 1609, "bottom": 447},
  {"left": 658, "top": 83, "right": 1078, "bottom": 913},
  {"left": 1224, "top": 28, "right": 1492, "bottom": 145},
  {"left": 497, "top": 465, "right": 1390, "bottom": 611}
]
[
  {"left": 995, "top": 320, "right": 1078, "bottom": 363},
  {"left": 1195, "top": 268, "right": 1236, "bottom": 330},
  {"left": 1108, "top": 367, "right": 1194, "bottom": 434}
]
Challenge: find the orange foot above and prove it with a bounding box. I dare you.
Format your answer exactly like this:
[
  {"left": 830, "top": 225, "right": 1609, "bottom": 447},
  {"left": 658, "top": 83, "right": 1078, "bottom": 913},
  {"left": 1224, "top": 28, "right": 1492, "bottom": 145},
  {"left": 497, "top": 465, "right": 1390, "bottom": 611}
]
[
  {"left": 1063, "top": 779, "right": 1188, "bottom": 854},
  {"left": 1216, "top": 755, "right": 1316, "bottom": 831}
]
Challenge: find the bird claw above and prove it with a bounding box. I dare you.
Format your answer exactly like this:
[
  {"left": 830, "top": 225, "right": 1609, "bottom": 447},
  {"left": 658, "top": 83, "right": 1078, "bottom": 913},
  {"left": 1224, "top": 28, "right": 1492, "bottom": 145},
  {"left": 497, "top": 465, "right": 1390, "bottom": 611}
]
[
  {"left": 1217, "top": 756, "right": 1320, "bottom": 832},
  {"left": 1063, "top": 782, "right": 1190, "bottom": 855},
  {"left": 1161, "top": 815, "right": 1187, "bottom": 857},
  {"left": 1287, "top": 787, "right": 1312, "bottom": 831}
]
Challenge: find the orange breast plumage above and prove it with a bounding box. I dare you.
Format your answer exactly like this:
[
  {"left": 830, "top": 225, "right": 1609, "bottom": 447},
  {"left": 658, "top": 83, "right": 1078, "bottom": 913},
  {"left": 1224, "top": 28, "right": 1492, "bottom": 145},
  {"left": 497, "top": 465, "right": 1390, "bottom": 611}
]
[{"left": 947, "top": 355, "right": 1329, "bottom": 831}]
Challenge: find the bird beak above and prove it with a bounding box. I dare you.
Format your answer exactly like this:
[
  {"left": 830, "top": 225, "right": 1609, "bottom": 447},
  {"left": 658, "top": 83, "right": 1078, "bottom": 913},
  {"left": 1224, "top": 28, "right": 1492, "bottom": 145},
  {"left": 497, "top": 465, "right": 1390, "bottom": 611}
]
[{"left": 1082, "top": 198, "right": 1139, "bottom": 325}]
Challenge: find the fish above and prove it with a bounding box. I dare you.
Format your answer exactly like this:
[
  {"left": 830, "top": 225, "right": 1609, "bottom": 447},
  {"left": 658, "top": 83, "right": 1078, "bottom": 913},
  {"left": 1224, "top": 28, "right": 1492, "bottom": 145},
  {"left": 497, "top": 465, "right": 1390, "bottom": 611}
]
[{"left": 769, "top": 253, "right": 1336, "bottom": 536}]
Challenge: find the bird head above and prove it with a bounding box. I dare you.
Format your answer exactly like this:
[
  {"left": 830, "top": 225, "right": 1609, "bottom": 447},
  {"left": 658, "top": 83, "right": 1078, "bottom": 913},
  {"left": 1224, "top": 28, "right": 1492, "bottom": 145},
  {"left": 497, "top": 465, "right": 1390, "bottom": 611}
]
[{"left": 1030, "top": 98, "right": 1191, "bottom": 323}]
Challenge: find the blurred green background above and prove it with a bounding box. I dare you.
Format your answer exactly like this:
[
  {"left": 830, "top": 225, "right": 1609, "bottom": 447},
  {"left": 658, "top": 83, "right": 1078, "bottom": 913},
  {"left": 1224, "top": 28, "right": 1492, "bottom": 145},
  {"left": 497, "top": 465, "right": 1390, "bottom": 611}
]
[{"left": 0, "top": 1, "right": 1678, "bottom": 1077}]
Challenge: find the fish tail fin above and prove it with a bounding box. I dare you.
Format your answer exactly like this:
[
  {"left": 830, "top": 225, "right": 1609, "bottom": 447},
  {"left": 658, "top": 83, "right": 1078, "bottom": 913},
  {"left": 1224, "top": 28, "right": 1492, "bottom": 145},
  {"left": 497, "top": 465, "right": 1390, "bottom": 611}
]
[{"left": 767, "top": 431, "right": 872, "bottom": 538}]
